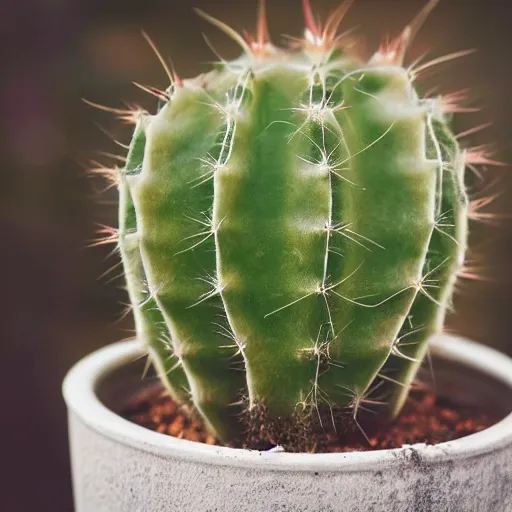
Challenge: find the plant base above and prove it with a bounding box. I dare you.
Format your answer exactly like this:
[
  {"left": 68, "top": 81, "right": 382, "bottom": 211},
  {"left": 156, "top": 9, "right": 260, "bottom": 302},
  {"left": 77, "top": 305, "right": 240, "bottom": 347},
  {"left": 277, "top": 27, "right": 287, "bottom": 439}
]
[{"left": 121, "top": 385, "right": 500, "bottom": 453}]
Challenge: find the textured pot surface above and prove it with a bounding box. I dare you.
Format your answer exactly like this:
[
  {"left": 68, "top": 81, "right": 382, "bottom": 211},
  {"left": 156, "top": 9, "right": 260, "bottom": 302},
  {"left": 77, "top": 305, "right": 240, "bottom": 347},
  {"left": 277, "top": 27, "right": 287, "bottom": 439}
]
[{"left": 63, "top": 335, "right": 512, "bottom": 512}]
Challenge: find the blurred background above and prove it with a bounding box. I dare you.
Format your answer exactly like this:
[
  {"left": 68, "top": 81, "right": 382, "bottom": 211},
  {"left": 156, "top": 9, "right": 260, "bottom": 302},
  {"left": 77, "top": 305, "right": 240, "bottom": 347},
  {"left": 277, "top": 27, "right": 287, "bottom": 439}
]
[{"left": 1, "top": 0, "right": 511, "bottom": 509}]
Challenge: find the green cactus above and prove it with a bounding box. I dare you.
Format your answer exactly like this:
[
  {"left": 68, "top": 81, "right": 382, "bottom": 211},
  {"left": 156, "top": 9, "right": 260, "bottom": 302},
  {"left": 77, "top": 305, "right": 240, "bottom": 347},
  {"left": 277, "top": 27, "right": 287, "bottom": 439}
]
[{"left": 99, "top": 0, "right": 481, "bottom": 449}]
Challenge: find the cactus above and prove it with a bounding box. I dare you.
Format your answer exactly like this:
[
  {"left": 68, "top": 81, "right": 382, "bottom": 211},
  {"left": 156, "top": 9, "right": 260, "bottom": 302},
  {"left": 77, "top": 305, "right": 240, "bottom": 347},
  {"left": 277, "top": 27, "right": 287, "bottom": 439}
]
[{"left": 92, "top": 0, "right": 496, "bottom": 450}]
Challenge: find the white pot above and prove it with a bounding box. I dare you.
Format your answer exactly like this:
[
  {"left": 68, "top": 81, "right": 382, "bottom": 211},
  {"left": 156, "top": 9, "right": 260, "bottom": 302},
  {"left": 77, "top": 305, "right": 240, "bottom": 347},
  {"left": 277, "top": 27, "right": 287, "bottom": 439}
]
[{"left": 63, "top": 335, "right": 512, "bottom": 512}]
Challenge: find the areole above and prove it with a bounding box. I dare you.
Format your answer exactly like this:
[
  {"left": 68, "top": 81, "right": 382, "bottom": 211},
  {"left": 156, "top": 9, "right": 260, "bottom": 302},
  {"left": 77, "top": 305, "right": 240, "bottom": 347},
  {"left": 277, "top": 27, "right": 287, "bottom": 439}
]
[{"left": 64, "top": 334, "right": 512, "bottom": 511}]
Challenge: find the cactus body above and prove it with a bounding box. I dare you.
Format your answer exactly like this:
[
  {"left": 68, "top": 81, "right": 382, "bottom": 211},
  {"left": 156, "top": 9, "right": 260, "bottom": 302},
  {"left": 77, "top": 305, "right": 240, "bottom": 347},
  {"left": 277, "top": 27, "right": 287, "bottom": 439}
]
[{"left": 115, "top": 1, "right": 472, "bottom": 447}]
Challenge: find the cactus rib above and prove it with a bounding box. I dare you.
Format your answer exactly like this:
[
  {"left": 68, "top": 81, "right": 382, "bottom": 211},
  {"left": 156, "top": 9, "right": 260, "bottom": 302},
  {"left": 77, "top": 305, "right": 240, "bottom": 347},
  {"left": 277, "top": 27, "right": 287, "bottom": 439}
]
[{"left": 119, "top": 115, "right": 190, "bottom": 402}]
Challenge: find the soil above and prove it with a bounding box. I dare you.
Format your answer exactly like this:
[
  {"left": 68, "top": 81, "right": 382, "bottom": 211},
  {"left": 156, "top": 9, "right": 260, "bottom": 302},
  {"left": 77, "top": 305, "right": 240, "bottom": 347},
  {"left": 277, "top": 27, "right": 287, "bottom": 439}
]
[{"left": 121, "top": 385, "right": 500, "bottom": 453}]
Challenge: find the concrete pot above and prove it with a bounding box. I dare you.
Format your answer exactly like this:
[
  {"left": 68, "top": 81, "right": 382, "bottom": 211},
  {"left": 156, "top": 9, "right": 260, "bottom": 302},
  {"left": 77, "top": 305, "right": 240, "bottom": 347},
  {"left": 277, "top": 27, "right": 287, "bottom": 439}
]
[{"left": 63, "top": 334, "right": 512, "bottom": 512}]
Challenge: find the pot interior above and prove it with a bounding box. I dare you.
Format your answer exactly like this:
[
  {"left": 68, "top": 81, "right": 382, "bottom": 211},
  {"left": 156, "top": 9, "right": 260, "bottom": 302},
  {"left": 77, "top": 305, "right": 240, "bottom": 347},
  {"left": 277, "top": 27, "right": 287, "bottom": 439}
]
[{"left": 96, "top": 346, "right": 512, "bottom": 425}]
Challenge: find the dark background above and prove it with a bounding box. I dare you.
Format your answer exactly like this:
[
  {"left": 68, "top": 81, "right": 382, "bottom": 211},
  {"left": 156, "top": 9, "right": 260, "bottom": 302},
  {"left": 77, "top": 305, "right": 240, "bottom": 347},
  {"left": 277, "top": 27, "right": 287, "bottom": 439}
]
[{"left": 2, "top": 0, "right": 511, "bottom": 510}]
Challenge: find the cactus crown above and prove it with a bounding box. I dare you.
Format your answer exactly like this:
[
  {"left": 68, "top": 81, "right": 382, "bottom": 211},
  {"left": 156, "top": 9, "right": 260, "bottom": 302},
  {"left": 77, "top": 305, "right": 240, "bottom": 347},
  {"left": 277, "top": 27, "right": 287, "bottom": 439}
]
[{"left": 90, "top": 0, "right": 498, "bottom": 451}]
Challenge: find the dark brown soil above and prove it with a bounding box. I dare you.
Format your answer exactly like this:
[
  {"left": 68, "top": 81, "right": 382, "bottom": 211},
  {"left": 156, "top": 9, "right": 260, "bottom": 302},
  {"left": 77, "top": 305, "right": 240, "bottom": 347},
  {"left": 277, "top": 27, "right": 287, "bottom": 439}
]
[{"left": 121, "top": 385, "right": 500, "bottom": 453}]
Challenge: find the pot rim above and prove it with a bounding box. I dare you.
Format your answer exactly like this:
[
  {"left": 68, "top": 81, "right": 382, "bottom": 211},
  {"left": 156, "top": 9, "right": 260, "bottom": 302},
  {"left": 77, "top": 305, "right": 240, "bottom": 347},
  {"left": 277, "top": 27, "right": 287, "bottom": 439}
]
[{"left": 63, "top": 334, "right": 512, "bottom": 472}]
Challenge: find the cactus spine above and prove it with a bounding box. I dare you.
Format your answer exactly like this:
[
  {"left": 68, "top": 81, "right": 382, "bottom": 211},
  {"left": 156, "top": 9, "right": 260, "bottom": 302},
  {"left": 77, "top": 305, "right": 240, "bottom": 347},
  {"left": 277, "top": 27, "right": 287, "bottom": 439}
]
[{"left": 107, "top": 0, "right": 477, "bottom": 448}]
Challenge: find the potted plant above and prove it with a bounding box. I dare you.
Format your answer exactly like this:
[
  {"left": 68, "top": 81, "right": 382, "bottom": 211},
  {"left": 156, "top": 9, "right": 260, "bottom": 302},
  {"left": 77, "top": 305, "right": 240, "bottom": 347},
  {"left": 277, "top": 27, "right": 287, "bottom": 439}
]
[{"left": 63, "top": 1, "right": 512, "bottom": 510}]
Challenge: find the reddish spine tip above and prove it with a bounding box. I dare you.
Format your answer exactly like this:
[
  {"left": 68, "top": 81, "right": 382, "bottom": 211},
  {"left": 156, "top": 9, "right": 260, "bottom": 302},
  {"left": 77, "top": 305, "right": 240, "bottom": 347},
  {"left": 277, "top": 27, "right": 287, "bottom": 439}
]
[
  {"left": 133, "top": 82, "right": 170, "bottom": 101},
  {"left": 464, "top": 146, "right": 508, "bottom": 168},
  {"left": 302, "top": 0, "right": 320, "bottom": 38},
  {"left": 174, "top": 72, "right": 184, "bottom": 88},
  {"left": 257, "top": 0, "right": 270, "bottom": 47},
  {"left": 244, "top": 29, "right": 255, "bottom": 45},
  {"left": 88, "top": 224, "right": 119, "bottom": 248},
  {"left": 323, "top": 0, "right": 355, "bottom": 43}
]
